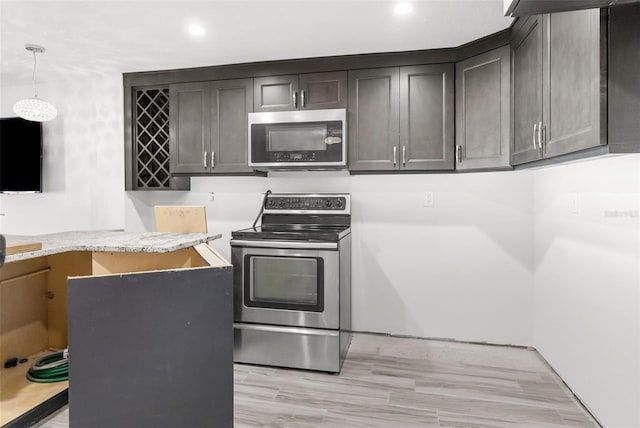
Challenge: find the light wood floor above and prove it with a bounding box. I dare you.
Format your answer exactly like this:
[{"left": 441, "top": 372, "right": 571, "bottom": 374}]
[{"left": 36, "top": 333, "right": 599, "bottom": 427}]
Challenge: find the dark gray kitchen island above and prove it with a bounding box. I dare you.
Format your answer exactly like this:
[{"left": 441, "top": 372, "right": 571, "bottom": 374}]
[{"left": 0, "top": 231, "right": 232, "bottom": 428}]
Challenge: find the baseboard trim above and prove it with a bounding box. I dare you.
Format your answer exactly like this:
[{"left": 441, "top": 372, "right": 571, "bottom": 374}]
[
  {"left": 533, "top": 351, "right": 604, "bottom": 428},
  {"left": 351, "top": 329, "right": 534, "bottom": 350}
]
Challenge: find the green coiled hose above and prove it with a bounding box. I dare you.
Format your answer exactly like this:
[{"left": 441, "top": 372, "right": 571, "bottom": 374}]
[{"left": 26, "top": 351, "right": 68, "bottom": 383}]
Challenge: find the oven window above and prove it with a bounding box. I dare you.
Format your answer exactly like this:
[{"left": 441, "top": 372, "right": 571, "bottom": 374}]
[
  {"left": 244, "top": 255, "right": 324, "bottom": 311},
  {"left": 266, "top": 124, "right": 328, "bottom": 152}
]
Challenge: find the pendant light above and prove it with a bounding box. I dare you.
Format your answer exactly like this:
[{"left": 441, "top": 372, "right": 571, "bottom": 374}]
[{"left": 13, "top": 44, "right": 57, "bottom": 122}]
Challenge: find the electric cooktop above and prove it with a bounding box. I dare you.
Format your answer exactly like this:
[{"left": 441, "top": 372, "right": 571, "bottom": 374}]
[{"left": 231, "top": 224, "right": 351, "bottom": 242}]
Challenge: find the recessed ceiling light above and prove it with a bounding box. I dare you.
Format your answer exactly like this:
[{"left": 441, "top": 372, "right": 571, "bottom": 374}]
[
  {"left": 394, "top": 3, "right": 413, "bottom": 15},
  {"left": 188, "top": 24, "right": 205, "bottom": 37}
]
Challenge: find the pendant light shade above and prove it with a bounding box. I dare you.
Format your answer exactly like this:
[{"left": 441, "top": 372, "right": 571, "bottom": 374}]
[
  {"left": 13, "top": 98, "right": 57, "bottom": 122},
  {"left": 13, "top": 44, "right": 57, "bottom": 122}
]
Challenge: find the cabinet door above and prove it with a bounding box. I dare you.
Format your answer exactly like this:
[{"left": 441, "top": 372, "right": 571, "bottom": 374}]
[
  {"left": 543, "top": 9, "right": 604, "bottom": 157},
  {"left": 348, "top": 68, "right": 400, "bottom": 172},
  {"left": 400, "top": 64, "right": 454, "bottom": 171},
  {"left": 210, "top": 79, "right": 254, "bottom": 174},
  {"left": 608, "top": 3, "right": 640, "bottom": 152},
  {"left": 253, "top": 75, "right": 299, "bottom": 112},
  {"left": 505, "top": 0, "right": 610, "bottom": 18},
  {"left": 299, "top": 71, "right": 347, "bottom": 110},
  {"left": 511, "top": 15, "right": 543, "bottom": 165},
  {"left": 456, "top": 45, "right": 511, "bottom": 171},
  {"left": 170, "top": 82, "right": 211, "bottom": 174}
]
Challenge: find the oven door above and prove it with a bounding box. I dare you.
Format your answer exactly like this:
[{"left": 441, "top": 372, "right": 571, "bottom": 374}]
[{"left": 231, "top": 240, "right": 339, "bottom": 329}]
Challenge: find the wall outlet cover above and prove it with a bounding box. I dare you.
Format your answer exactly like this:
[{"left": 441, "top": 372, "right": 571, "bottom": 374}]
[{"left": 424, "top": 192, "right": 434, "bottom": 207}]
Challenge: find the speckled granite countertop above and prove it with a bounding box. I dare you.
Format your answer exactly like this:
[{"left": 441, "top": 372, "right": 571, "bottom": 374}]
[{"left": 3, "top": 230, "right": 222, "bottom": 263}]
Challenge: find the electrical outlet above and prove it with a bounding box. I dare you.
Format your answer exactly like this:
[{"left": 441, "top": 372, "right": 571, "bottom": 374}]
[
  {"left": 423, "top": 191, "right": 434, "bottom": 207},
  {"left": 209, "top": 192, "right": 215, "bottom": 202}
]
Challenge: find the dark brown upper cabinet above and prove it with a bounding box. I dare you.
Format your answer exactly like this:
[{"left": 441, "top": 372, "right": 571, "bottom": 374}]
[
  {"left": 504, "top": 0, "right": 617, "bottom": 17},
  {"left": 608, "top": 3, "right": 640, "bottom": 152},
  {"left": 348, "top": 68, "right": 399, "bottom": 172},
  {"left": 456, "top": 45, "right": 511, "bottom": 171},
  {"left": 170, "top": 82, "right": 211, "bottom": 174},
  {"left": 511, "top": 15, "right": 543, "bottom": 165},
  {"left": 210, "top": 79, "right": 254, "bottom": 174},
  {"left": 170, "top": 79, "right": 254, "bottom": 175},
  {"left": 511, "top": 9, "right": 605, "bottom": 166},
  {"left": 254, "top": 71, "right": 347, "bottom": 112},
  {"left": 348, "top": 64, "right": 454, "bottom": 172},
  {"left": 127, "top": 86, "right": 189, "bottom": 190}
]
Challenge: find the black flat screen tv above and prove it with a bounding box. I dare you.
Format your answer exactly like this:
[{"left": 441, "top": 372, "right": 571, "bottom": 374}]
[{"left": 0, "top": 117, "right": 43, "bottom": 193}]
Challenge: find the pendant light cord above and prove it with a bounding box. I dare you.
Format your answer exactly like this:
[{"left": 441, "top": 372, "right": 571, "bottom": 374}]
[{"left": 31, "top": 49, "right": 39, "bottom": 98}]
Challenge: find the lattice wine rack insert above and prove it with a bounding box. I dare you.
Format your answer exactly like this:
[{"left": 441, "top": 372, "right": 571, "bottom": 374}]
[{"left": 135, "top": 87, "right": 170, "bottom": 189}]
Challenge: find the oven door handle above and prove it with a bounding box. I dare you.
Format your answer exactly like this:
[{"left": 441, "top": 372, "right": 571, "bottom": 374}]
[
  {"left": 234, "top": 323, "right": 339, "bottom": 337},
  {"left": 230, "top": 240, "right": 338, "bottom": 250}
]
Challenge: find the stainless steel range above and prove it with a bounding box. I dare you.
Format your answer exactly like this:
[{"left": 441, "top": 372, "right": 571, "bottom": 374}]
[{"left": 230, "top": 192, "right": 351, "bottom": 373}]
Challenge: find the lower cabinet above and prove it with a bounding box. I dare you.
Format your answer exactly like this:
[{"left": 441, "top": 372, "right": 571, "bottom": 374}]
[
  {"left": 455, "top": 45, "right": 511, "bottom": 171},
  {"left": 348, "top": 64, "right": 454, "bottom": 172},
  {"left": 170, "top": 79, "right": 254, "bottom": 175}
]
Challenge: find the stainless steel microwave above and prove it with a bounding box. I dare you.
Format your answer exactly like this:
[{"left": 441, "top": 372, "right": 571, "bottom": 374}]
[{"left": 248, "top": 108, "right": 347, "bottom": 170}]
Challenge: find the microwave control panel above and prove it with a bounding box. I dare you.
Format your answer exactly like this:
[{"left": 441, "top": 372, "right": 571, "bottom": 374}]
[{"left": 268, "top": 152, "right": 317, "bottom": 162}]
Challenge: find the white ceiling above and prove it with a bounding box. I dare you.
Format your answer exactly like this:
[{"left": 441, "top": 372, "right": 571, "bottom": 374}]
[{"left": 0, "top": 0, "right": 512, "bottom": 87}]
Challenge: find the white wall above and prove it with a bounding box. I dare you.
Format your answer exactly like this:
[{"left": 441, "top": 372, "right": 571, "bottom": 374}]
[
  {"left": 0, "top": 75, "right": 124, "bottom": 235},
  {"left": 532, "top": 155, "right": 640, "bottom": 428},
  {"left": 125, "top": 171, "right": 534, "bottom": 345}
]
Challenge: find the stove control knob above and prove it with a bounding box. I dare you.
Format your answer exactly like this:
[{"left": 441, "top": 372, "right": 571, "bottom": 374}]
[
  {"left": 336, "top": 199, "right": 344, "bottom": 208},
  {"left": 279, "top": 199, "right": 286, "bottom": 207},
  {"left": 325, "top": 199, "right": 332, "bottom": 208}
]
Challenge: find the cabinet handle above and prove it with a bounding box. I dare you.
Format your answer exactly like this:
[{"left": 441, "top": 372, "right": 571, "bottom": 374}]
[
  {"left": 203, "top": 151, "right": 207, "bottom": 168},
  {"left": 402, "top": 146, "right": 406, "bottom": 166},
  {"left": 293, "top": 91, "right": 298, "bottom": 109},
  {"left": 393, "top": 146, "right": 397, "bottom": 166},
  {"left": 532, "top": 123, "right": 538, "bottom": 150},
  {"left": 456, "top": 145, "right": 462, "bottom": 165},
  {"left": 301, "top": 90, "right": 306, "bottom": 108},
  {"left": 211, "top": 151, "right": 215, "bottom": 168},
  {"left": 538, "top": 121, "right": 544, "bottom": 150}
]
